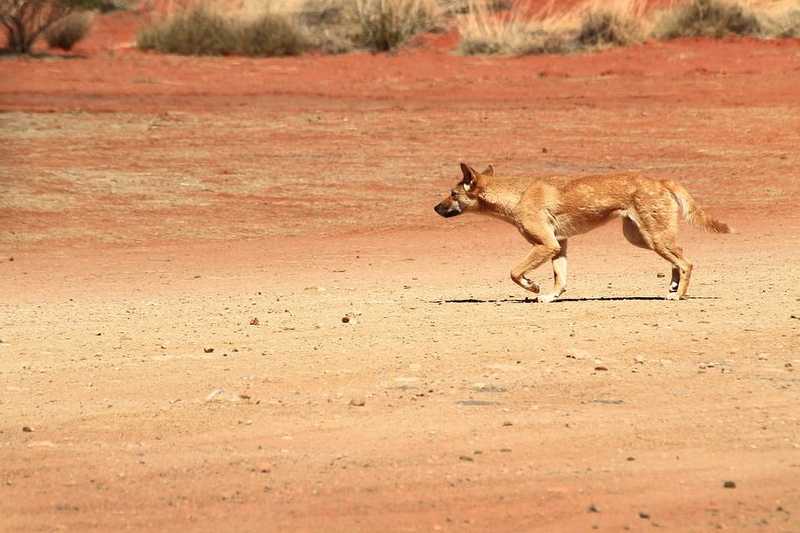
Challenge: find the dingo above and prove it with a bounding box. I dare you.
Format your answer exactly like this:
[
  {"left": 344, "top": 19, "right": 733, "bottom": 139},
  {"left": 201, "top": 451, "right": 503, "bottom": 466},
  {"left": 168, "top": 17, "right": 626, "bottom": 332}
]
[{"left": 434, "top": 163, "right": 731, "bottom": 301}]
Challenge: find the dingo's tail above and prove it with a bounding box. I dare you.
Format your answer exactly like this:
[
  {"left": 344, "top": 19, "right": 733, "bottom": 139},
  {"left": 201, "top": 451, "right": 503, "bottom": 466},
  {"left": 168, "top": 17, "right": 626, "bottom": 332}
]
[{"left": 662, "top": 180, "right": 732, "bottom": 234}]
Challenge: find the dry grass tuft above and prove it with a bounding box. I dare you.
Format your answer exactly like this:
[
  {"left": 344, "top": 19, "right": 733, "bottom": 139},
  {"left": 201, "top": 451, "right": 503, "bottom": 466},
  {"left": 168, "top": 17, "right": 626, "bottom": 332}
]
[
  {"left": 576, "top": 8, "right": 642, "bottom": 47},
  {"left": 458, "top": 0, "right": 648, "bottom": 55},
  {"left": 457, "top": 0, "right": 574, "bottom": 55},
  {"left": 137, "top": 6, "right": 308, "bottom": 56},
  {"left": 653, "top": 0, "right": 761, "bottom": 39},
  {"left": 351, "top": 0, "right": 442, "bottom": 51},
  {"left": 756, "top": 1, "right": 800, "bottom": 38}
]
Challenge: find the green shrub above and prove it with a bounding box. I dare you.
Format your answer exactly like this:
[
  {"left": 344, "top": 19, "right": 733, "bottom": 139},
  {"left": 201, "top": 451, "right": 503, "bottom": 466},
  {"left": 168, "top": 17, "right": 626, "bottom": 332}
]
[
  {"left": 44, "top": 11, "right": 92, "bottom": 50},
  {"left": 655, "top": 0, "right": 761, "bottom": 39}
]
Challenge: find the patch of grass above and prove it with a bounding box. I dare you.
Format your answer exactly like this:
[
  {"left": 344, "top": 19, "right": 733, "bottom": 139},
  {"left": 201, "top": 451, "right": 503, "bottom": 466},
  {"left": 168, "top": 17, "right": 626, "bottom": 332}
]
[
  {"left": 238, "top": 14, "right": 309, "bottom": 56},
  {"left": 654, "top": 0, "right": 761, "bottom": 39},
  {"left": 137, "top": 8, "right": 240, "bottom": 56},
  {"left": 137, "top": 7, "right": 309, "bottom": 57},
  {"left": 44, "top": 12, "right": 93, "bottom": 51},
  {"left": 297, "top": 0, "right": 358, "bottom": 53},
  {"left": 759, "top": 5, "right": 800, "bottom": 38},
  {"left": 351, "top": 0, "right": 441, "bottom": 51},
  {"left": 576, "top": 9, "right": 641, "bottom": 47},
  {"left": 457, "top": 0, "right": 650, "bottom": 55},
  {"left": 457, "top": 0, "right": 574, "bottom": 55}
]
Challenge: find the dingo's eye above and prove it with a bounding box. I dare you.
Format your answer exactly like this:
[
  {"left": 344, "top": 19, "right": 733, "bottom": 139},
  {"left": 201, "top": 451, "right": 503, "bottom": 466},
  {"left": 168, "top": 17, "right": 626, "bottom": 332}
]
[{"left": 451, "top": 190, "right": 458, "bottom": 199}]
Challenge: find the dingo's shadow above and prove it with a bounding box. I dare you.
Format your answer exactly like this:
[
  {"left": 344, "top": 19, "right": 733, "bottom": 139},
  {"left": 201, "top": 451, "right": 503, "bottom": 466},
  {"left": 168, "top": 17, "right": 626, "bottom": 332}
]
[{"left": 432, "top": 295, "right": 719, "bottom": 304}]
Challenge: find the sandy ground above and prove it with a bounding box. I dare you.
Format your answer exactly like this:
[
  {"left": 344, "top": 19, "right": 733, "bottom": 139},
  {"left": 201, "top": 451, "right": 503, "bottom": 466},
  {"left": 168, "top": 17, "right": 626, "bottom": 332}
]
[{"left": 2, "top": 12, "right": 800, "bottom": 532}]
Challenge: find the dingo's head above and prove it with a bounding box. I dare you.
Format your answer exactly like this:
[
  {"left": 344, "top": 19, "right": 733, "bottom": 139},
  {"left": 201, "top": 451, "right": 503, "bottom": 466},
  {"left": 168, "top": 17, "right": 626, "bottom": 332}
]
[{"left": 434, "top": 162, "right": 494, "bottom": 218}]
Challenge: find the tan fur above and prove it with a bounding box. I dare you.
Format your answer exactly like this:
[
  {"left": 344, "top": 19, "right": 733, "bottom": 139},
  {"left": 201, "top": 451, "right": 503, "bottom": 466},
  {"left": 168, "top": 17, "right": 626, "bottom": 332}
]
[{"left": 434, "top": 163, "right": 732, "bottom": 301}]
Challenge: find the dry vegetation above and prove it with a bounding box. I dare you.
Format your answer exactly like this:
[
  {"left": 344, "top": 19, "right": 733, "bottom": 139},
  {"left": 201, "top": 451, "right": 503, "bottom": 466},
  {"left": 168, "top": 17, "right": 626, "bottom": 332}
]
[
  {"left": 137, "top": 0, "right": 442, "bottom": 55},
  {"left": 129, "top": 0, "right": 800, "bottom": 57},
  {"left": 1, "top": 0, "right": 101, "bottom": 53},
  {"left": 137, "top": 6, "right": 309, "bottom": 56},
  {"left": 458, "top": 0, "right": 800, "bottom": 56},
  {"left": 44, "top": 10, "right": 92, "bottom": 50}
]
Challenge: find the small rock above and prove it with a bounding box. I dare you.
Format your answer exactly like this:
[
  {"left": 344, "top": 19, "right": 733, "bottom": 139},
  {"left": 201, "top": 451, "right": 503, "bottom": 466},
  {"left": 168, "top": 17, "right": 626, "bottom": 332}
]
[
  {"left": 8, "top": 257, "right": 13, "bottom": 262},
  {"left": 594, "top": 366, "right": 608, "bottom": 371},
  {"left": 22, "top": 426, "right": 33, "bottom": 433},
  {"left": 588, "top": 503, "right": 600, "bottom": 513},
  {"left": 349, "top": 398, "right": 365, "bottom": 407},
  {"left": 502, "top": 421, "right": 513, "bottom": 427},
  {"left": 205, "top": 389, "right": 224, "bottom": 402},
  {"left": 458, "top": 455, "right": 474, "bottom": 462},
  {"left": 239, "top": 393, "right": 251, "bottom": 400},
  {"left": 203, "top": 347, "right": 214, "bottom": 353},
  {"left": 542, "top": 147, "right": 548, "bottom": 153},
  {"left": 341, "top": 316, "right": 350, "bottom": 323},
  {"left": 249, "top": 318, "right": 260, "bottom": 326},
  {"left": 723, "top": 480, "right": 736, "bottom": 489},
  {"left": 627, "top": 456, "right": 635, "bottom": 461},
  {"left": 656, "top": 272, "right": 665, "bottom": 278},
  {"left": 639, "top": 512, "right": 650, "bottom": 519}
]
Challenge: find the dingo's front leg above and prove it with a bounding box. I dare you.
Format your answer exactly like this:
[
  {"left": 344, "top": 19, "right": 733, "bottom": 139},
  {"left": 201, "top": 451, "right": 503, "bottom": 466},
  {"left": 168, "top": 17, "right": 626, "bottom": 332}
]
[
  {"left": 538, "top": 239, "right": 568, "bottom": 303},
  {"left": 510, "top": 242, "right": 561, "bottom": 298}
]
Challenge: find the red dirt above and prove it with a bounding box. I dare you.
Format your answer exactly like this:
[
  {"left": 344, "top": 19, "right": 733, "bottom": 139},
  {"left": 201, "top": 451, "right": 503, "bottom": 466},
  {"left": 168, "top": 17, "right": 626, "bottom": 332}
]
[{"left": 1, "top": 11, "right": 800, "bottom": 533}]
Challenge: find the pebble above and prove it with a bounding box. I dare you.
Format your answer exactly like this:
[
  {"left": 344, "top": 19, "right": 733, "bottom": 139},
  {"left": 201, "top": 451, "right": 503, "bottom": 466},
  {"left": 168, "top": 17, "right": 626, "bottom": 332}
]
[
  {"left": 341, "top": 316, "right": 350, "bottom": 323},
  {"left": 458, "top": 455, "right": 474, "bottom": 462},
  {"left": 22, "top": 426, "right": 32, "bottom": 433},
  {"left": 588, "top": 503, "right": 600, "bottom": 513},
  {"left": 723, "top": 480, "right": 736, "bottom": 489},
  {"left": 502, "top": 421, "right": 513, "bottom": 427},
  {"left": 203, "top": 347, "right": 215, "bottom": 353},
  {"left": 349, "top": 398, "right": 365, "bottom": 407},
  {"left": 639, "top": 512, "right": 650, "bottom": 519},
  {"left": 594, "top": 366, "right": 608, "bottom": 371},
  {"left": 205, "top": 389, "right": 224, "bottom": 402},
  {"left": 249, "top": 318, "right": 260, "bottom": 326}
]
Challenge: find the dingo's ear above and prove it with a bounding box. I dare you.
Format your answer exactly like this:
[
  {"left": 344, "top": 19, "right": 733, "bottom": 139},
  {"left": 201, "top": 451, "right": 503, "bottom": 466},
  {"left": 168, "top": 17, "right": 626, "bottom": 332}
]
[
  {"left": 482, "top": 164, "right": 494, "bottom": 176},
  {"left": 460, "top": 162, "right": 478, "bottom": 190}
]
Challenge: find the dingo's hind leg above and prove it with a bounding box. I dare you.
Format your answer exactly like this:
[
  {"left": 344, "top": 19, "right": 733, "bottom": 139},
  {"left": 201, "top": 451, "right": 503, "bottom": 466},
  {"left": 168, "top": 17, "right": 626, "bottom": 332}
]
[
  {"left": 633, "top": 195, "right": 693, "bottom": 299},
  {"left": 651, "top": 240, "right": 692, "bottom": 300},
  {"left": 623, "top": 215, "right": 682, "bottom": 294}
]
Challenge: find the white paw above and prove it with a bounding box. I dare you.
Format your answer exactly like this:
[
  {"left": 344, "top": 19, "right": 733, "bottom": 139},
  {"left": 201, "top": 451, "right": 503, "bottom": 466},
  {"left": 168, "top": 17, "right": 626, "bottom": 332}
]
[
  {"left": 538, "top": 292, "right": 559, "bottom": 303},
  {"left": 519, "top": 276, "right": 540, "bottom": 293},
  {"left": 665, "top": 292, "right": 682, "bottom": 301}
]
